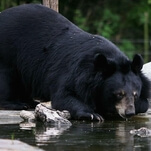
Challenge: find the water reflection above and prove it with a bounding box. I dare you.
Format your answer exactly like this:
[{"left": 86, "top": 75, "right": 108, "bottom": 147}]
[
  {"left": 20, "top": 122, "right": 36, "bottom": 130},
  {"left": 1, "top": 119, "right": 151, "bottom": 151},
  {"left": 35, "top": 123, "right": 71, "bottom": 146}
]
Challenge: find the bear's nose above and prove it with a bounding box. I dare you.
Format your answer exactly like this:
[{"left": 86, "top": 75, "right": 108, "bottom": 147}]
[
  {"left": 125, "top": 109, "right": 135, "bottom": 118},
  {"left": 125, "top": 112, "right": 135, "bottom": 118},
  {"left": 125, "top": 103, "right": 135, "bottom": 118}
]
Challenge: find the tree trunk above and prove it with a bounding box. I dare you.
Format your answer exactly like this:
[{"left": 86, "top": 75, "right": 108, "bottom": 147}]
[
  {"left": 144, "top": 12, "right": 149, "bottom": 62},
  {"left": 42, "top": 0, "right": 59, "bottom": 12}
]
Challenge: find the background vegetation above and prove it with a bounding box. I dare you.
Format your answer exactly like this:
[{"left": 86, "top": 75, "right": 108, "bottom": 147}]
[{"left": 0, "top": 0, "right": 151, "bottom": 62}]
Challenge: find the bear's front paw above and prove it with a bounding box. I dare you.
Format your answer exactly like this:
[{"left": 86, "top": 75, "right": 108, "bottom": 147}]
[{"left": 75, "top": 111, "right": 104, "bottom": 122}]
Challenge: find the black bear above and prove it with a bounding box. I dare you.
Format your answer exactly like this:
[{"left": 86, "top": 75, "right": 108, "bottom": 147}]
[{"left": 0, "top": 4, "right": 150, "bottom": 121}]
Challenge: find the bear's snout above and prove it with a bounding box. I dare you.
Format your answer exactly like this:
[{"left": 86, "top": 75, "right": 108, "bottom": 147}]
[
  {"left": 115, "top": 97, "right": 135, "bottom": 119},
  {"left": 125, "top": 104, "right": 135, "bottom": 118}
]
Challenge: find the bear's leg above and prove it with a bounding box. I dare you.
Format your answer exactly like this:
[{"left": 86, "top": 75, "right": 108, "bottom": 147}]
[
  {"left": 0, "top": 68, "right": 35, "bottom": 110},
  {"left": 52, "top": 95, "right": 103, "bottom": 121}
]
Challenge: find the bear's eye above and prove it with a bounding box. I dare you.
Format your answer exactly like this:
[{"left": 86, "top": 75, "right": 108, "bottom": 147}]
[
  {"left": 115, "top": 91, "right": 125, "bottom": 100},
  {"left": 133, "top": 91, "right": 138, "bottom": 100}
]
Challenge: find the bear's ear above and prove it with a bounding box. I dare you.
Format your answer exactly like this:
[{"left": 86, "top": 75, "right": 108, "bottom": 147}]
[
  {"left": 94, "top": 53, "right": 116, "bottom": 75},
  {"left": 131, "top": 54, "right": 143, "bottom": 73},
  {"left": 94, "top": 54, "right": 108, "bottom": 71}
]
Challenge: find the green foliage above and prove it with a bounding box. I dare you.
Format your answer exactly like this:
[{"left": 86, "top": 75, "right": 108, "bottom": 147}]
[
  {"left": 149, "top": 0, "right": 151, "bottom": 4},
  {"left": 94, "top": 8, "right": 120, "bottom": 39},
  {"left": 74, "top": 9, "right": 89, "bottom": 31},
  {"left": 0, "top": 0, "right": 41, "bottom": 11},
  {"left": 117, "top": 40, "right": 136, "bottom": 59},
  {"left": 0, "top": 0, "right": 16, "bottom": 11},
  {"left": 11, "top": 133, "right": 15, "bottom": 140}
]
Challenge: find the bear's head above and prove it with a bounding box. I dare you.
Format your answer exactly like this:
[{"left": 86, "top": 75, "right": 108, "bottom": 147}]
[{"left": 94, "top": 54, "right": 144, "bottom": 119}]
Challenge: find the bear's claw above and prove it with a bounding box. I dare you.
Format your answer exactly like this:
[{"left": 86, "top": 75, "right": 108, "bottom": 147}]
[{"left": 75, "top": 111, "right": 104, "bottom": 122}]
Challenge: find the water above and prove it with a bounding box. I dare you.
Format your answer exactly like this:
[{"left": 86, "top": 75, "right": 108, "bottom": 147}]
[{"left": 1, "top": 118, "right": 151, "bottom": 151}]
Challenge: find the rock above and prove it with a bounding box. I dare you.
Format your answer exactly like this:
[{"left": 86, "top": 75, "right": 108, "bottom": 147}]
[
  {"left": 0, "top": 139, "right": 44, "bottom": 151},
  {"left": 0, "top": 111, "right": 22, "bottom": 124},
  {"left": 142, "top": 62, "right": 151, "bottom": 107},
  {"left": 20, "top": 102, "right": 72, "bottom": 126},
  {"left": 142, "top": 62, "right": 151, "bottom": 81},
  {"left": 20, "top": 110, "right": 35, "bottom": 122},
  {"left": 35, "top": 103, "right": 72, "bottom": 126},
  {"left": 130, "top": 127, "right": 151, "bottom": 137}
]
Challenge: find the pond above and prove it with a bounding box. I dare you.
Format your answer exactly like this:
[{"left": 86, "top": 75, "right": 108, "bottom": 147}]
[{"left": 1, "top": 113, "right": 151, "bottom": 151}]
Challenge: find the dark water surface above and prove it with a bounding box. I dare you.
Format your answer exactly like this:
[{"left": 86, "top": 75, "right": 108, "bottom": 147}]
[{"left": 1, "top": 118, "right": 151, "bottom": 151}]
